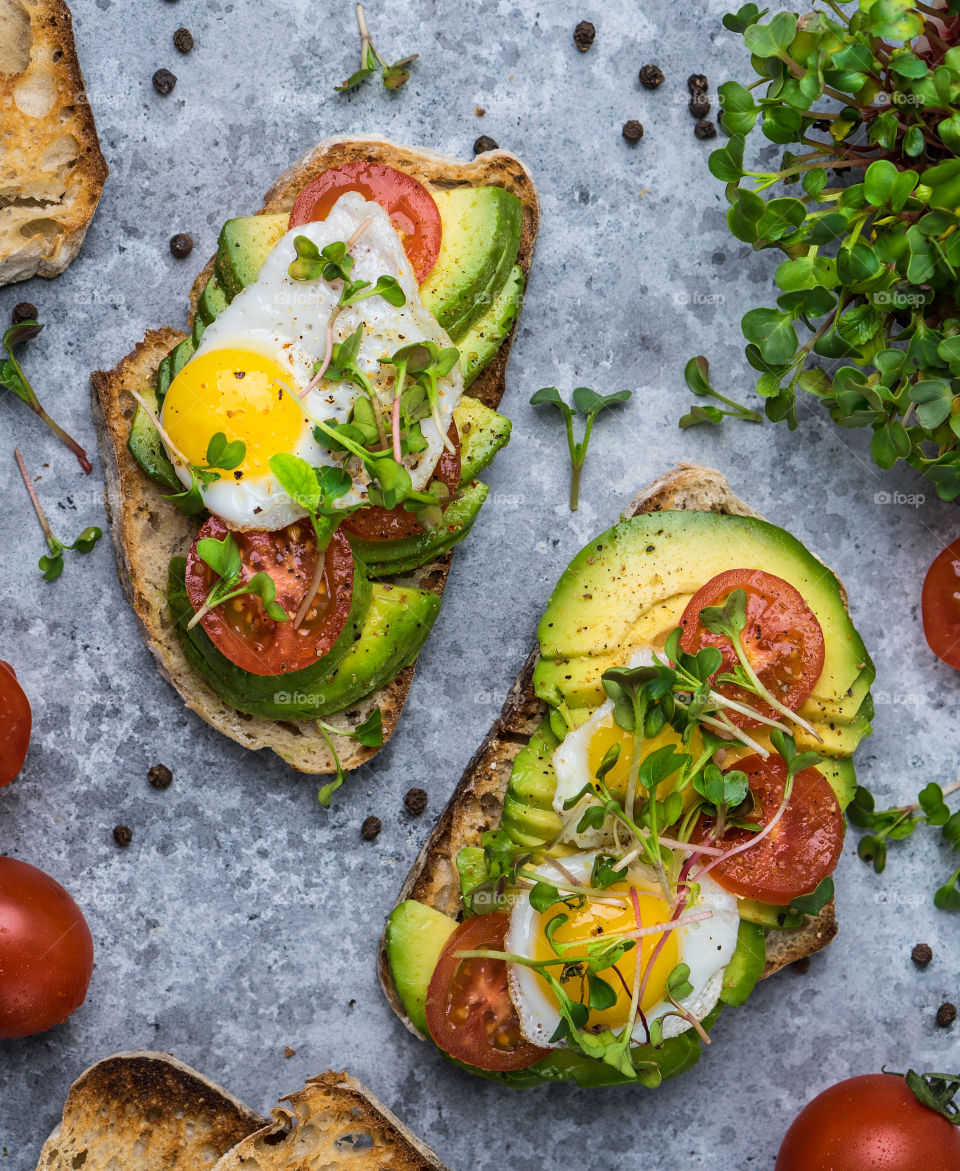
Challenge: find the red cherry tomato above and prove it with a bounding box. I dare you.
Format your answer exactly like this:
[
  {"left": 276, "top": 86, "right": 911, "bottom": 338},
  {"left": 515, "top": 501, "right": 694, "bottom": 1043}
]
[
  {"left": 343, "top": 422, "right": 461, "bottom": 542},
  {"left": 922, "top": 537, "right": 960, "bottom": 669},
  {"left": 185, "top": 517, "right": 355, "bottom": 677},
  {"left": 0, "top": 857, "right": 94, "bottom": 1038},
  {"left": 425, "top": 914, "right": 549, "bottom": 1072},
  {"left": 289, "top": 162, "right": 442, "bottom": 283},
  {"left": 692, "top": 754, "right": 844, "bottom": 905},
  {"left": 776, "top": 1072, "right": 960, "bottom": 1171},
  {"left": 0, "top": 661, "right": 31, "bottom": 786},
  {"left": 679, "top": 568, "right": 825, "bottom": 726}
]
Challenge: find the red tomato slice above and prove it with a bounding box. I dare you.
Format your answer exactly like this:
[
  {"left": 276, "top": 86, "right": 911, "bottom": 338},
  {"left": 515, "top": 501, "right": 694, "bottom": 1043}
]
[
  {"left": 776, "top": 1073, "right": 960, "bottom": 1171},
  {"left": 692, "top": 754, "right": 843, "bottom": 905},
  {"left": 0, "top": 857, "right": 94, "bottom": 1038},
  {"left": 289, "top": 163, "right": 442, "bottom": 283},
  {"left": 922, "top": 537, "right": 960, "bottom": 669},
  {"left": 0, "top": 661, "right": 31, "bottom": 786},
  {"left": 185, "top": 517, "right": 354, "bottom": 677},
  {"left": 425, "top": 914, "right": 549, "bottom": 1072},
  {"left": 679, "top": 568, "right": 825, "bottom": 726},
  {"left": 343, "top": 422, "right": 461, "bottom": 542}
]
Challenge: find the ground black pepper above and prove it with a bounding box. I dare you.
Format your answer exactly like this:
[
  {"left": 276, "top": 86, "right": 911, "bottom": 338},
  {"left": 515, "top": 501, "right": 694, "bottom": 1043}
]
[
  {"left": 937, "top": 1001, "right": 957, "bottom": 1027},
  {"left": 639, "top": 63, "right": 664, "bottom": 89},
  {"left": 169, "top": 233, "right": 194, "bottom": 259},
  {"left": 689, "top": 92, "right": 710, "bottom": 118},
  {"left": 622, "top": 120, "right": 644, "bottom": 143},
  {"left": 153, "top": 68, "right": 177, "bottom": 95},
  {"left": 361, "top": 815, "right": 382, "bottom": 840},
  {"left": 694, "top": 119, "right": 717, "bottom": 140},
  {"left": 912, "top": 942, "right": 933, "bottom": 967},
  {"left": 12, "top": 302, "right": 37, "bottom": 325},
  {"left": 113, "top": 825, "right": 133, "bottom": 848},
  {"left": 688, "top": 72, "right": 708, "bottom": 94},
  {"left": 473, "top": 135, "right": 498, "bottom": 154},
  {"left": 148, "top": 763, "right": 173, "bottom": 789},
  {"left": 173, "top": 27, "right": 194, "bottom": 53},
  {"left": 573, "top": 21, "right": 596, "bottom": 51},
  {"left": 404, "top": 787, "right": 428, "bottom": 815}
]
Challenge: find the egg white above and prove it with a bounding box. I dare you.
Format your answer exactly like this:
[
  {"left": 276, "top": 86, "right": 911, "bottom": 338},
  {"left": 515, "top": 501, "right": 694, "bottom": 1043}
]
[
  {"left": 506, "top": 851, "right": 740, "bottom": 1048},
  {"left": 162, "top": 190, "right": 462, "bottom": 530}
]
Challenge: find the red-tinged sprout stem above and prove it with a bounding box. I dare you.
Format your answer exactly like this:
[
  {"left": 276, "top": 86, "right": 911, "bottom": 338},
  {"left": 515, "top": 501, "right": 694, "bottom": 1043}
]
[
  {"left": 627, "top": 887, "right": 649, "bottom": 1046},
  {"left": 695, "top": 785, "right": 793, "bottom": 883},
  {"left": 15, "top": 448, "right": 56, "bottom": 549}
]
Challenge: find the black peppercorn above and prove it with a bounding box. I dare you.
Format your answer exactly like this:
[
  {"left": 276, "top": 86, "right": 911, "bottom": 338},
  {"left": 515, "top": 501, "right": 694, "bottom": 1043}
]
[
  {"left": 937, "top": 1002, "right": 957, "bottom": 1027},
  {"left": 404, "top": 787, "right": 428, "bottom": 816},
  {"left": 113, "top": 825, "right": 133, "bottom": 848},
  {"left": 688, "top": 72, "right": 708, "bottom": 94},
  {"left": 694, "top": 119, "right": 717, "bottom": 140},
  {"left": 473, "top": 135, "right": 498, "bottom": 155},
  {"left": 12, "top": 301, "right": 37, "bottom": 325},
  {"left": 148, "top": 763, "right": 173, "bottom": 790},
  {"left": 169, "top": 233, "right": 194, "bottom": 259},
  {"left": 361, "top": 815, "right": 382, "bottom": 840},
  {"left": 152, "top": 68, "right": 177, "bottom": 95},
  {"left": 573, "top": 21, "right": 596, "bottom": 51},
  {"left": 912, "top": 942, "right": 933, "bottom": 967},
  {"left": 622, "top": 120, "right": 644, "bottom": 143},
  {"left": 639, "top": 63, "right": 664, "bottom": 89},
  {"left": 689, "top": 92, "right": 710, "bottom": 118},
  {"left": 173, "top": 27, "right": 194, "bottom": 53}
]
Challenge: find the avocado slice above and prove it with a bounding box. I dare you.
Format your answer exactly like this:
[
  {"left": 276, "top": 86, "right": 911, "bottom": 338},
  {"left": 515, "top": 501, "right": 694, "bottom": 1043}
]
[
  {"left": 127, "top": 386, "right": 181, "bottom": 493},
  {"left": 460, "top": 265, "right": 524, "bottom": 388},
  {"left": 197, "top": 274, "right": 229, "bottom": 325},
  {"left": 499, "top": 719, "right": 564, "bottom": 849},
  {"left": 155, "top": 336, "right": 196, "bottom": 408},
  {"left": 385, "top": 900, "right": 457, "bottom": 1035},
  {"left": 738, "top": 899, "right": 804, "bottom": 931},
  {"left": 420, "top": 186, "right": 522, "bottom": 340},
  {"left": 454, "top": 395, "right": 512, "bottom": 484},
  {"left": 214, "top": 212, "right": 289, "bottom": 300},
  {"left": 346, "top": 481, "right": 488, "bottom": 577},
  {"left": 719, "top": 919, "right": 765, "bottom": 1006}
]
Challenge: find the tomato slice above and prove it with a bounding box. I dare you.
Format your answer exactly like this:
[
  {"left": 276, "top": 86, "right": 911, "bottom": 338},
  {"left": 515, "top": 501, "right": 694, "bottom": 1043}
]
[
  {"left": 289, "top": 162, "right": 442, "bottom": 283},
  {"left": 185, "top": 516, "right": 354, "bottom": 676},
  {"left": 922, "top": 537, "right": 960, "bottom": 669},
  {"left": 425, "top": 914, "right": 549, "bottom": 1072},
  {"left": 679, "top": 568, "right": 825, "bottom": 726},
  {"left": 692, "top": 753, "right": 843, "bottom": 905},
  {"left": 343, "top": 422, "right": 461, "bottom": 542},
  {"left": 0, "top": 661, "right": 31, "bottom": 786}
]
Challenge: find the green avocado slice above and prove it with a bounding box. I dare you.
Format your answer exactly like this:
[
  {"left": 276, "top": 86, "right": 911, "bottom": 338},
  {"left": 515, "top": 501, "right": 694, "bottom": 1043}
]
[
  {"left": 127, "top": 381, "right": 181, "bottom": 493},
  {"left": 214, "top": 212, "right": 289, "bottom": 300},
  {"left": 385, "top": 900, "right": 457, "bottom": 1036},
  {"left": 454, "top": 395, "right": 512, "bottom": 484},
  {"left": 460, "top": 264, "right": 525, "bottom": 389}
]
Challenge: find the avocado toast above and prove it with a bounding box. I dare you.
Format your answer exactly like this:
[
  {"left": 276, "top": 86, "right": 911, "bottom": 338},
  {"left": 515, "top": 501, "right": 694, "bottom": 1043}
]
[
  {"left": 92, "top": 138, "right": 538, "bottom": 777},
  {"left": 380, "top": 464, "right": 873, "bottom": 1087}
]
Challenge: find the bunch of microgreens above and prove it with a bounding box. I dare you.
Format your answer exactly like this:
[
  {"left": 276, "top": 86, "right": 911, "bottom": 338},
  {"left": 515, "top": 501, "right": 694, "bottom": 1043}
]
[
  {"left": 530, "top": 386, "right": 632, "bottom": 511},
  {"left": 849, "top": 776, "right": 960, "bottom": 908},
  {"left": 2, "top": 321, "right": 91, "bottom": 474},
  {"left": 688, "top": 0, "right": 960, "bottom": 499},
  {"left": 461, "top": 589, "right": 832, "bottom": 1080},
  {"left": 335, "top": 2, "right": 418, "bottom": 92},
  {"left": 317, "top": 707, "right": 384, "bottom": 805},
  {"left": 15, "top": 449, "right": 102, "bottom": 580}
]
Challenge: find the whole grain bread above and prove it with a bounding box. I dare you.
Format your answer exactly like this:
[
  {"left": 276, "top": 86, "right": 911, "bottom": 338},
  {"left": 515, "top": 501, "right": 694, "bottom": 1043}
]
[
  {"left": 0, "top": 0, "right": 107, "bottom": 284},
  {"left": 35, "top": 1053, "right": 448, "bottom": 1171},
  {"left": 91, "top": 138, "right": 538, "bottom": 775},
  {"left": 379, "top": 464, "right": 845, "bottom": 1041}
]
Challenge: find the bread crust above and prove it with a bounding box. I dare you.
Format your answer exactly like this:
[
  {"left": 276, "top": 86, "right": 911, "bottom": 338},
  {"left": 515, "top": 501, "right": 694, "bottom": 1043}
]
[
  {"left": 91, "top": 138, "right": 538, "bottom": 775},
  {"left": 378, "top": 464, "right": 843, "bottom": 1040},
  {"left": 0, "top": 0, "right": 108, "bottom": 284}
]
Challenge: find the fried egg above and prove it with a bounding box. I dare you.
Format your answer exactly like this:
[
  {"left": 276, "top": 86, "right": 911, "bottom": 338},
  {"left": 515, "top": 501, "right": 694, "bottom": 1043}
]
[
  {"left": 506, "top": 852, "right": 739, "bottom": 1047},
  {"left": 160, "top": 191, "right": 462, "bottom": 530}
]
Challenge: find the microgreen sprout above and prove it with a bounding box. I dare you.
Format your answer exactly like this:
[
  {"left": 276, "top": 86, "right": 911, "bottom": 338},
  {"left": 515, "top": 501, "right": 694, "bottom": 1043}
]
[
  {"left": 2, "top": 321, "right": 92, "bottom": 473},
  {"left": 288, "top": 237, "right": 405, "bottom": 309},
  {"left": 162, "top": 430, "right": 246, "bottom": 516},
  {"left": 529, "top": 386, "right": 632, "bottom": 511},
  {"left": 316, "top": 708, "right": 384, "bottom": 805},
  {"left": 15, "top": 448, "right": 102, "bottom": 580},
  {"left": 336, "top": 2, "right": 418, "bottom": 92},
  {"left": 383, "top": 341, "right": 459, "bottom": 455},
  {"left": 679, "top": 356, "right": 763, "bottom": 429},
  {"left": 187, "top": 531, "right": 289, "bottom": 631}
]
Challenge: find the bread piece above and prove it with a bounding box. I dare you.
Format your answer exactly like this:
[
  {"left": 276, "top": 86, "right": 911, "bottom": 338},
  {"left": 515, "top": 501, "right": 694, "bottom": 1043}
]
[
  {"left": 379, "top": 464, "right": 843, "bottom": 1038},
  {"left": 35, "top": 1051, "right": 267, "bottom": 1170},
  {"left": 91, "top": 137, "right": 539, "bottom": 775},
  {"left": 35, "top": 1053, "right": 448, "bottom": 1171},
  {"left": 0, "top": 0, "right": 107, "bottom": 284}
]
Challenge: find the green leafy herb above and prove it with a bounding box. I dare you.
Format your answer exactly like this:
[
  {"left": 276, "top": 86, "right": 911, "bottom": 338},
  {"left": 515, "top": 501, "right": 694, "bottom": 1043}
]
[
  {"left": 789, "top": 876, "right": 834, "bottom": 917},
  {"left": 530, "top": 385, "right": 632, "bottom": 510},
  {"left": 679, "top": 356, "right": 763, "bottom": 428},
  {"left": 187, "top": 532, "right": 289, "bottom": 631},
  {"left": 336, "top": 2, "right": 418, "bottom": 92},
  {"left": 163, "top": 431, "right": 247, "bottom": 516},
  {"left": 15, "top": 448, "right": 102, "bottom": 580},
  {"left": 897, "top": 1068, "right": 960, "bottom": 1125},
  {"left": 2, "top": 322, "right": 92, "bottom": 473},
  {"left": 316, "top": 708, "right": 384, "bottom": 805},
  {"left": 288, "top": 237, "right": 405, "bottom": 308}
]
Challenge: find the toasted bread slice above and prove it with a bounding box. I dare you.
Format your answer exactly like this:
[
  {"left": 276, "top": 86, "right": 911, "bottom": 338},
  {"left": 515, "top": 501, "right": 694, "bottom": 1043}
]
[
  {"left": 379, "top": 464, "right": 842, "bottom": 1041},
  {"left": 0, "top": 0, "right": 107, "bottom": 284},
  {"left": 91, "top": 138, "right": 539, "bottom": 775},
  {"left": 35, "top": 1053, "right": 447, "bottom": 1171}
]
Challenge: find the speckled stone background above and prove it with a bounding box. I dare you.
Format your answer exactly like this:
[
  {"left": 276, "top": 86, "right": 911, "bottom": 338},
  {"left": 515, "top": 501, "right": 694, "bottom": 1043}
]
[{"left": 2, "top": 0, "right": 960, "bottom": 1166}]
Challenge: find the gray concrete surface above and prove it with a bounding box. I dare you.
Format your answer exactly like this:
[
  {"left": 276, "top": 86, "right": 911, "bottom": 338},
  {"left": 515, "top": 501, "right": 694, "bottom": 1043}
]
[{"left": 2, "top": 0, "right": 959, "bottom": 1166}]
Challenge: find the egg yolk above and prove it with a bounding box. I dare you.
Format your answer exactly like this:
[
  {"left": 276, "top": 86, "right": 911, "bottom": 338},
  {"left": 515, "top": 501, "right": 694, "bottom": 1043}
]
[
  {"left": 534, "top": 885, "right": 679, "bottom": 1025},
  {"left": 161, "top": 348, "right": 305, "bottom": 478},
  {"left": 585, "top": 716, "right": 691, "bottom": 798}
]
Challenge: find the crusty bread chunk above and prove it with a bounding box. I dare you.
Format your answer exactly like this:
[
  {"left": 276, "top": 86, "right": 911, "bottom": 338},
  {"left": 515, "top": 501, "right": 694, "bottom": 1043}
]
[{"left": 0, "top": 0, "right": 107, "bottom": 284}]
